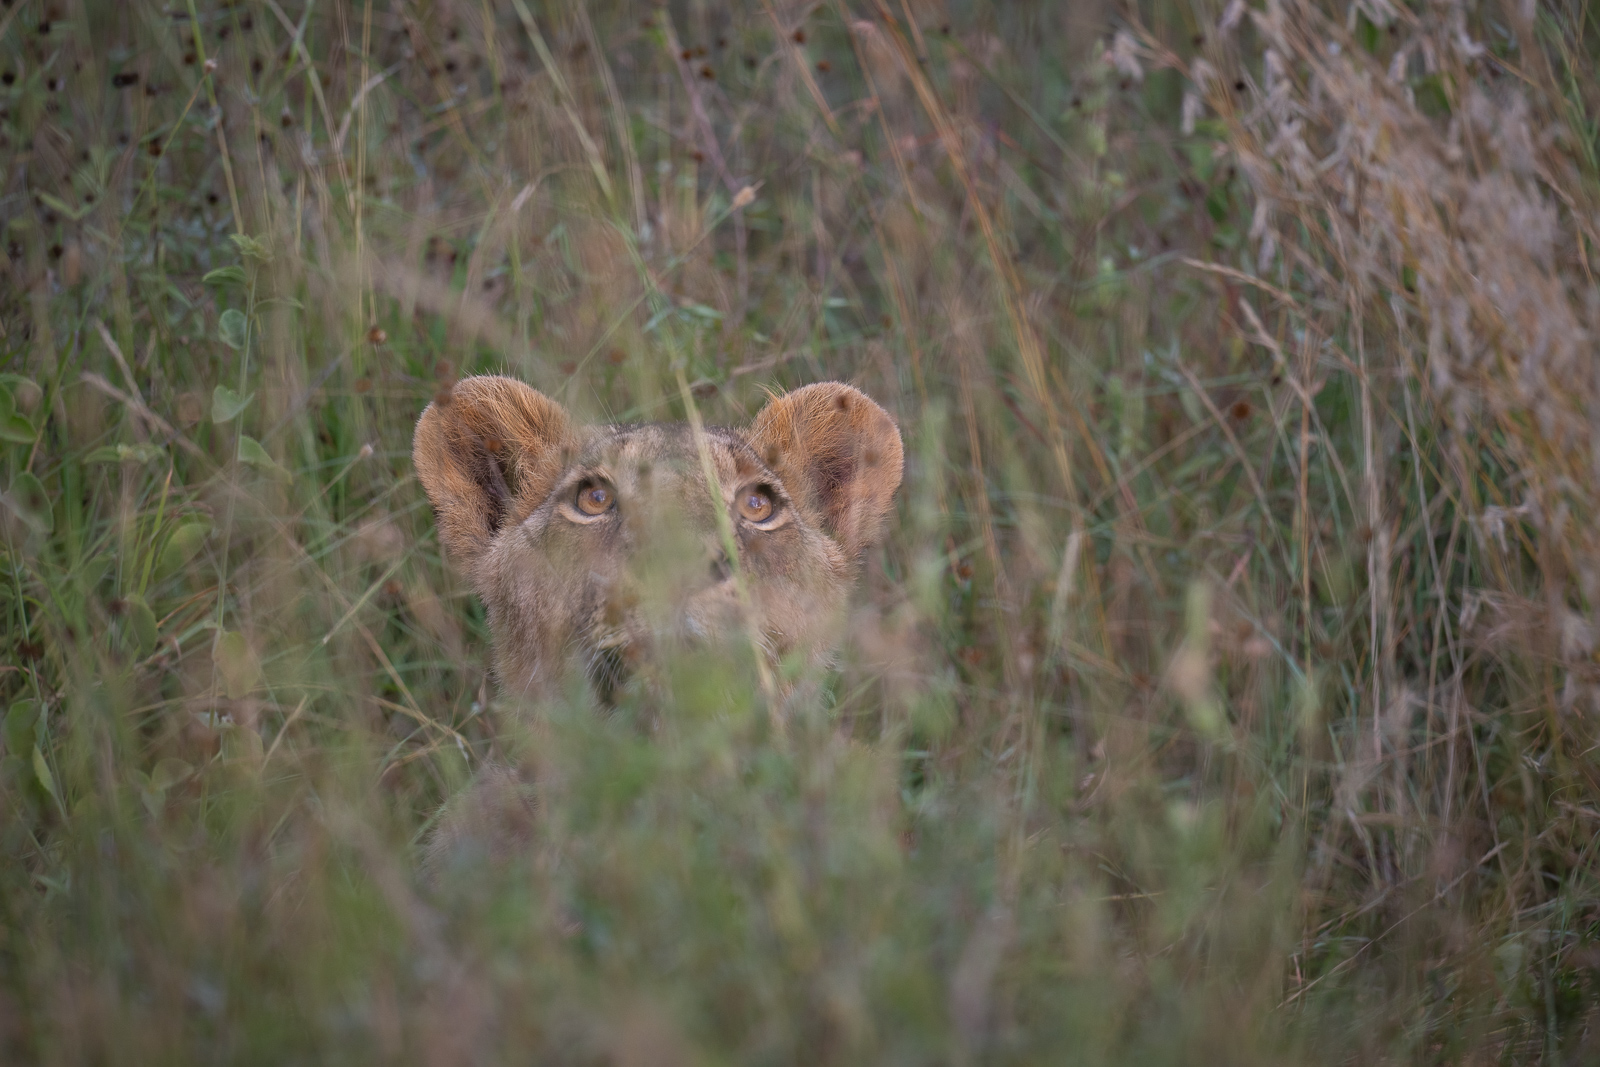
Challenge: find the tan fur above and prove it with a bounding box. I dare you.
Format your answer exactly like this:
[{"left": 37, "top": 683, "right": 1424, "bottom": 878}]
[{"left": 413, "top": 375, "right": 903, "bottom": 702}]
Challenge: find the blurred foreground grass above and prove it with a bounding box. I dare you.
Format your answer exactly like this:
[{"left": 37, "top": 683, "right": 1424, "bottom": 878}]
[{"left": 3, "top": 0, "right": 1600, "bottom": 1061}]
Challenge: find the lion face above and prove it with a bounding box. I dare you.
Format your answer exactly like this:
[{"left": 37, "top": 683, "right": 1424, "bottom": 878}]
[{"left": 413, "top": 377, "right": 902, "bottom": 704}]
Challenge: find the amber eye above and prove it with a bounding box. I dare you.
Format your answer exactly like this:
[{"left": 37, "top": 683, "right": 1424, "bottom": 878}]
[
  {"left": 575, "top": 480, "right": 615, "bottom": 516},
  {"left": 737, "top": 486, "right": 775, "bottom": 523}
]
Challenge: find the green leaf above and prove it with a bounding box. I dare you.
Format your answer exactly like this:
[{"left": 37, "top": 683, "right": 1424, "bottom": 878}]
[
  {"left": 158, "top": 520, "right": 213, "bottom": 576},
  {"left": 228, "top": 233, "right": 273, "bottom": 262},
  {"left": 1356, "top": 12, "right": 1382, "bottom": 54},
  {"left": 202, "top": 265, "right": 248, "bottom": 287},
  {"left": 213, "top": 630, "right": 261, "bottom": 700},
  {"left": 681, "top": 302, "right": 724, "bottom": 322},
  {"left": 36, "top": 191, "right": 90, "bottom": 221},
  {"left": 31, "top": 744, "right": 63, "bottom": 813},
  {"left": 0, "top": 386, "right": 35, "bottom": 444},
  {"left": 1413, "top": 75, "right": 1452, "bottom": 119},
  {"left": 4, "top": 701, "right": 39, "bottom": 757},
  {"left": 139, "top": 756, "right": 193, "bottom": 816},
  {"left": 149, "top": 757, "right": 193, "bottom": 793},
  {"left": 237, "top": 435, "right": 291, "bottom": 481},
  {"left": 211, "top": 384, "right": 254, "bottom": 423},
  {"left": 5, "top": 471, "right": 52, "bottom": 533},
  {"left": 86, "top": 443, "right": 166, "bottom": 464},
  {"left": 124, "top": 594, "right": 159, "bottom": 656},
  {"left": 1180, "top": 383, "right": 1204, "bottom": 426},
  {"left": 0, "top": 375, "right": 42, "bottom": 424},
  {"left": 0, "top": 412, "right": 34, "bottom": 444},
  {"left": 1205, "top": 186, "right": 1230, "bottom": 223},
  {"left": 218, "top": 308, "right": 249, "bottom": 351}
]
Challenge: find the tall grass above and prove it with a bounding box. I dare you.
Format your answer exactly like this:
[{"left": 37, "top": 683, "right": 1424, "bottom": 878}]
[{"left": 1, "top": 0, "right": 1597, "bottom": 1061}]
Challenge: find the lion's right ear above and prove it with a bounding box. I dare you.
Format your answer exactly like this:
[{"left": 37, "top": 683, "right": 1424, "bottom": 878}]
[{"left": 413, "top": 376, "right": 574, "bottom": 568}]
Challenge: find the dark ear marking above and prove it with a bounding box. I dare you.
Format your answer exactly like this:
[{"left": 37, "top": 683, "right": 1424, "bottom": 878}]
[
  {"left": 413, "top": 375, "right": 574, "bottom": 570},
  {"left": 464, "top": 432, "right": 512, "bottom": 534}
]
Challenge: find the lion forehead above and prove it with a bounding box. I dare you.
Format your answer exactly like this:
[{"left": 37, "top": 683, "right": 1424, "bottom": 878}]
[{"left": 572, "top": 424, "right": 770, "bottom": 497}]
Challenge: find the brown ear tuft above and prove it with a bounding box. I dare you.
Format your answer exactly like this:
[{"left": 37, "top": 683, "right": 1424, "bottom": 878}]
[
  {"left": 413, "top": 376, "right": 573, "bottom": 570},
  {"left": 748, "top": 382, "right": 903, "bottom": 557}
]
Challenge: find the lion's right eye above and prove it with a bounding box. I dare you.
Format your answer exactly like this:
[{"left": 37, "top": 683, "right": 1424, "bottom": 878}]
[
  {"left": 575, "top": 479, "right": 615, "bottom": 516},
  {"left": 737, "top": 486, "right": 776, "bottom": 523}
]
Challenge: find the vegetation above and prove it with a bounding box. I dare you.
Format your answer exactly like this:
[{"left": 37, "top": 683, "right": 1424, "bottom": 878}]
[{"left": 2, "top": 0, "right": 1599, "bottom": 1060}]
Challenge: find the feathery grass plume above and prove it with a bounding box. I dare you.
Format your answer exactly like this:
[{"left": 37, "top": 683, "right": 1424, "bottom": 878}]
[{"left": 1161, "top": 0, "right": 1600, "bottom": 1054}]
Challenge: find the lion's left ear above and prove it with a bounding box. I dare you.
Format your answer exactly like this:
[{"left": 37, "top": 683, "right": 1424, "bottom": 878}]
[{"left": 747, "top": 382, "right": 903, "bottom": 557}]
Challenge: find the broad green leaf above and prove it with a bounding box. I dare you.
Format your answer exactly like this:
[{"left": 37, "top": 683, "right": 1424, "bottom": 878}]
[
  {"left": 86, "top": 443, "right": 166, "bottom": 464},
  {"left": 140, "top": 785, "right": 164, "bottom": 820},
  {"left": 31, "top": 745, "right": 62, "bottom": 811},
  {"left": 202, "top": 265, "right": 248, "bottom": 286},
  {"left": 5, "top": 471, "right": 52, "bottom": 533},
  {"left": 0, "top": 412, "right": 34, "bottom": 444},
  {"left": 4, "top": 700, "right": 39, "bottom": 757},
  {"left": 0, "top": 386, "right": 35, "bottom": 444},
  {"left": 211, "top": 384, "right": 254, "bottom": 423},
  {"left": 149, "top": 757, "right": 193, "bottom": 793},
  {"left": 213, "top": 630, "right": 261, "bottom": 699},
  {"left": 139, "top": 755, "right": 190, "bottom": 816},
  {"left": 0, "top": 373, "right": 41, "bottom": 400},
  {"left": 237, "top": 435, "right": 291, "bottom": 481},
  {"left": 158, "top": 520, "right": 213, "bottom": 576},
  {"left": 124, "top": 594, "right": 159, "bottom": 656},
  {"left": 218, "top": 308, "right": 249, "bottom": 351}
]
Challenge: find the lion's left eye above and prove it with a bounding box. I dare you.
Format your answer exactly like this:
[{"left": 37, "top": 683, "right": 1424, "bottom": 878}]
[
  {"left": 737, "top": 486, "right": 775, "bottom": 523},
  {"left": 575, "top": 479, "right": 615, "bottom": 516}
]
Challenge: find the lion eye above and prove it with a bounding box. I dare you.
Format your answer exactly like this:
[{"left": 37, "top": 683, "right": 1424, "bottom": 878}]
[
  {"left": 738, "top": 486, "right": 775, "bottom": 523},
  {"left": 575, "top": 480, "right": 615, "bottom": 516}
]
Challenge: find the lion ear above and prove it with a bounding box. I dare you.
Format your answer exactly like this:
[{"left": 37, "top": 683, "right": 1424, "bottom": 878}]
[
  {"left": 413, "top": 376, "right": 574, "bottom": 569},
  {"left": 748, "top": 383, "right": 903, "bottom": 557}
]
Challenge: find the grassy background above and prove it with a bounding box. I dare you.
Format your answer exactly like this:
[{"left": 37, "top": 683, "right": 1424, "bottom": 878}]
[{"left": 2, "top": 0, "right": 1599, "bottom": 1061}]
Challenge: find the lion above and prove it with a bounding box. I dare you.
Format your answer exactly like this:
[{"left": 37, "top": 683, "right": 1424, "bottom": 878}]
[
  {"left": 411, "top": 375, "right": 903, "bottom": 870},
  {"left": 412, "top": 375, "right": 904, "bottom": 702}
]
